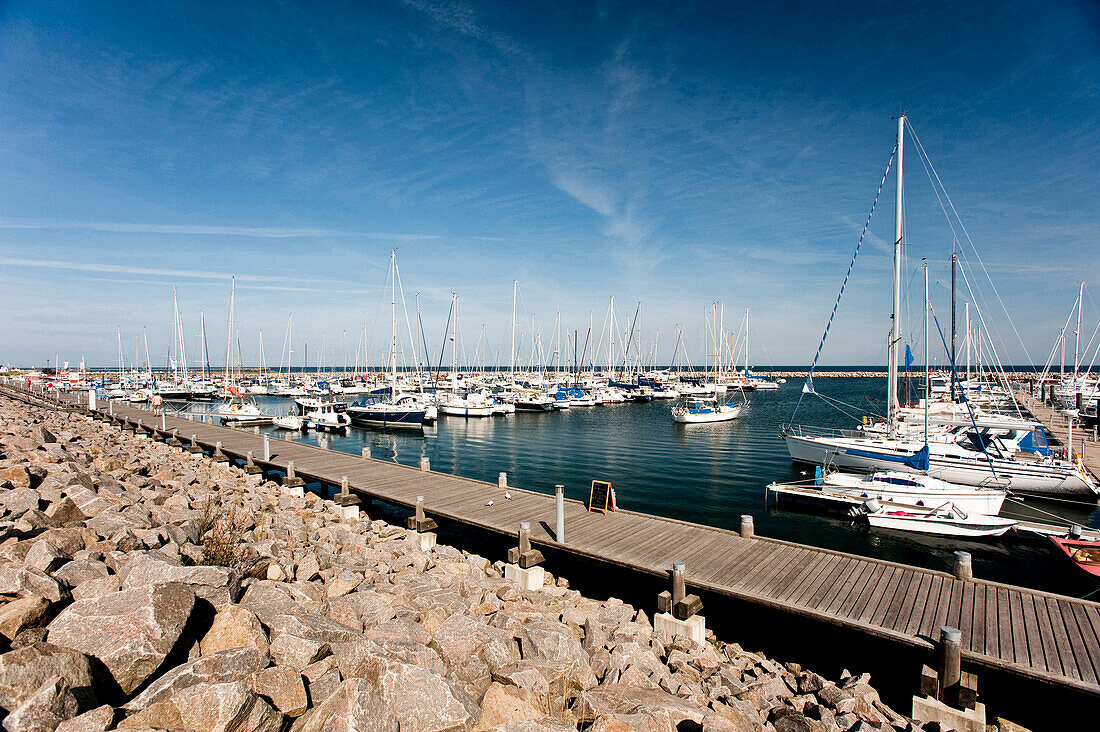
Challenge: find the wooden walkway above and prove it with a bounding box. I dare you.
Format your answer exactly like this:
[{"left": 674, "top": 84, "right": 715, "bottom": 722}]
[
  {"left": 76, "top": 399, "right": 1100, "bottom": 698},
  {"left": 1013, "top": 386, "right": 1100, "bottom": 483}
]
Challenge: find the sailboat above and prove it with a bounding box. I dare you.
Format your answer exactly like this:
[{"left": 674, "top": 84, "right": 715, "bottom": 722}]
[
  {"left": 781, "top": 116, "right": 1097, "bottom": 499},
  {"left": 346, "top": 251, "right": 427, "bottom": 430},
  {"left": 672, "top": 304, "right": 748, "bottom": 423},
  {"left": 216, "top": 278, "right": 263, "bottom": 423}
]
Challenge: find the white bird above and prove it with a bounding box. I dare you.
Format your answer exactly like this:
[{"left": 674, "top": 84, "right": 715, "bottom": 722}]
[
  {"left": 486, "top": 499, "right": 494, "bottom": 506},
  {"left": 504, "top": 491, "right": 512, "bottom": 499}
]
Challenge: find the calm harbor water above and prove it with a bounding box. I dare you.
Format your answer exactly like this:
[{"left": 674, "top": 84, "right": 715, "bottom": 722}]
[{"left": 179, "top": 377, "right": 1100, "bottom": 597}]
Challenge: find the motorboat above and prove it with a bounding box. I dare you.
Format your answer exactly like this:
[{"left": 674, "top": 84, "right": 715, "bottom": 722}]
[
  {"left": 853, "top": 499, "right": 1016, "bottom": 538},
  {"left": 272, "top": 414, "right": 306, "bottom": 431},
  {"left": 217, "top": 399, "right": 263, "bottom": 422},
  {"left": 439, "top": 391, "right": 495, "bottom": 417},
  {"left": 1048, "top": 527, "right": 1100, "bottom": 578},
  {"left": 346, "top": 395, "right": 426, "bottom": 429},
  {"left": 304, "top": 401, "right": 350, "bottom": 434}
]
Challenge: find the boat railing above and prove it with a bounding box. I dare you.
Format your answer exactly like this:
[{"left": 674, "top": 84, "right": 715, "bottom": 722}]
[{"left": 780, "top": 423, "right": 865, "bottom": 440}]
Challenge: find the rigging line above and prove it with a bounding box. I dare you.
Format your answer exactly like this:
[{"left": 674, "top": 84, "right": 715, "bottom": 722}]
[
  {"left": 791, "top": 146, "right": 896, "bottom": 423},
  {"left": 907, "top": 123, "right": 1035, "bottom": 369},
  {"left": 954, "top": 263, "right": 1025, "bottom": 415},
  {"left": 953, "top": 246, "right": 1017, "bottom": 382},
  {"left": 929, "top": 304, "right": 998, "bottom": 478}
]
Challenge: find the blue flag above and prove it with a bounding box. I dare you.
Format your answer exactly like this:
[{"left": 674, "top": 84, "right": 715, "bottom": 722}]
[{"left": 904, "top": 344, "right": 913, "bottom": 370}]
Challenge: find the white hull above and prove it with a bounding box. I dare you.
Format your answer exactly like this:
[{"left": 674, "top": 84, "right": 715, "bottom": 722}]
[
  {"left": 272, "top": 416, "right": 304, "bottom": 430},
  {"left": 865, "top": 510, "right": 1016, "bottom": 537},
  {"left": 672, "top": 403, "right": 745, "bottom": 423},
  {"left": 784, "top": 433, "right": 1096, "bottom": 498},
  {"left": 822, "top": 472, "right": 1004, "bottom": 515}
]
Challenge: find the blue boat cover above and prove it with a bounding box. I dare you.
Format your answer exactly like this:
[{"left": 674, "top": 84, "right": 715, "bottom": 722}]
[{"left": 845, "top": 445, "right": 930, "bottom": 471}]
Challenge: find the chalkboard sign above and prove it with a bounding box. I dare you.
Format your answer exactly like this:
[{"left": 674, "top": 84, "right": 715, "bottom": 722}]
[{"left": 588, "top": 480, "right": 616, "bottom": 514}]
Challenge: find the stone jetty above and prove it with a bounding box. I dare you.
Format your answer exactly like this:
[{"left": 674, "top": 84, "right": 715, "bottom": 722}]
[{"left": 0, "top": 394, "right": 1020, "bottom": 731}]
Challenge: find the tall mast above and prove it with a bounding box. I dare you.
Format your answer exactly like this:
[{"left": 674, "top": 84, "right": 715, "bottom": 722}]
[
  {"left": 608, "top": 296, "right": 614, "bottom": 377},
  {"left": 950, "top": 252, "right": 957, "bottom": 400},
  {"left": 450, "top": 292, "right": 459, "bottom": 377},
  {"left": 923, "top": 262, "right": 930, "bottom": 446},
  {"left": 745, "top": 308, "right": 750, "bottom": 376},
  {"left": 964, "top": 303, "right": 971, "bottom": 381},
  {"left": 390, "top": 250, "right": 397, "bottom": 392},
  {"left": 224, "top": 277, "right": 235, "bottom": 389},
  {"left": 1074, "top": 281, "right": 1084, "bottom": 377},
  {"left": 199, "top": 310, "right": 207, "bottom": 380},
  {"left": 886, "top": 115, "right": 906, "bottom": 435},
  {"left": 510, "top": 280, "right": 517, "bottom": 384}
]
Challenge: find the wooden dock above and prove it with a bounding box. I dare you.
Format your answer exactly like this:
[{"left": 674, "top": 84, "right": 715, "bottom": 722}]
[
  {"left": 1013, "top": 386, "right": 1100, "bottom": 483},
  {"left": 51, "top": 396, "right": 1100, "bottom": 698}
]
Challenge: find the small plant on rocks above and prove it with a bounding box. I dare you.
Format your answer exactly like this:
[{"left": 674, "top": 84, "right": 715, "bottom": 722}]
[{"left": 197, "top": 495, "right": 248, "bottom": 568}]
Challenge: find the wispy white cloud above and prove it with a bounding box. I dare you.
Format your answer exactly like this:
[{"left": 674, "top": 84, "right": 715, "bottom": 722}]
[
  {"left": 0, "top": 219, "right": 439, "bottom": 241},
  {"left": 0, "top": 257, "right": 328, "bottom": 285},
  {"left": 400, "top": 0, "right": 531, "bottom": 61}
]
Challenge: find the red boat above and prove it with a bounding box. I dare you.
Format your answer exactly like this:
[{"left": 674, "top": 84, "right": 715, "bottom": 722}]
[{"left": 1049, "top": 535, "right": 1100, "bottom": 578}]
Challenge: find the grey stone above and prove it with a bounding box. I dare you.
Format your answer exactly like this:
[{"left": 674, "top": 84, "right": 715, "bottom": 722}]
[
  {"left": 2, "top": 675, "right": 79, "bottom": 732},
  {"left": 124, "top": 647, "right": 269, "bottom": 710},
  {"left": 54, "top": 704, "right": 116, "bottom": 732},
  {"left": 0, "top": 642, "right": 95, "bottom": 710},
  {"left": 46, "top": 581, "right": 195, "bottom": 694}
]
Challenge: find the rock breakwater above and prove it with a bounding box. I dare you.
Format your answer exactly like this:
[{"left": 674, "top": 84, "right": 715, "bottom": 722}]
[{"left": 0, "top": 394, "right": 1000, "bottom": 731}]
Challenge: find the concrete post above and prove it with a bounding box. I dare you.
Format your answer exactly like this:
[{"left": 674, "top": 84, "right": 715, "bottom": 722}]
[
  {"left": 287, "top": 460, "right": 296, "bottom": 481},
  {"left": 88, "top": 389, "right": 96, "bottom": 410},
  {"left": 109, "top": 400, "right": 114, "bottom": 416},
  {"left": 518, "top": 521, "right": 532, "bottom": 555},
  {"left": 937, "top": 626, "right": 962, "bottom": 701},
  {"left": 263, "top": 435, "right": 271, "bottom": 461},
  {"left": 161, "top": 413, "right": 166, "bottom": 431},
  {"left": 499, "top": 472, "right": 508, "bottom": 488},
  {"left": 420, "top": 456, "right": 430, "bottom": 472},
  {"left": 415, "top": 496, "right": 426, "bottom": 523},
  {"left": 740, "top": 515, "right": 754, "bottom": 539},
  {"left": 671, "top": 561, "right": 686, "bottom": 607},
  {"left": 555, "top": 484, "right": 565, "bottom": 543},
  {"left": 953, "top": 551, "right": 973, "bottom": 581},
  {"left": 362, "top": 446, "right": 371, "bottom": 459}
]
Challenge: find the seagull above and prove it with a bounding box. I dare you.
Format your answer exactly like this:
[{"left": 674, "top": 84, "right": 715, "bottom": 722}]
[
  {"left": 504, "top": 491, "right": 512, "bottom": 499},
  {"left": 486, "top": 499, "right": 494, "bottom": 506}
]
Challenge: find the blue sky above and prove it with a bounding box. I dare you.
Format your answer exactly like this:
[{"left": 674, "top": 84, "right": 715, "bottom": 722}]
[{"left": 1, "top": 0, "right": 1098, "bottom": 369}]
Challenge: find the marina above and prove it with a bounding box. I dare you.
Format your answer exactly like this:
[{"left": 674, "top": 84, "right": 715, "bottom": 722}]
[
  {"left": 60, "top": 390, "right": 1100, "bottom": 699},
  {"left": 3, "top": 4, "right": 1099, "bottom": 727}
]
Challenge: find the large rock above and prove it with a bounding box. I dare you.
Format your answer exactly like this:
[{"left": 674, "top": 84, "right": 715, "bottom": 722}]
[
  {"left": 0, "top": 567, "right": 64, "bottom": 603},
  {"left": 0, "top": 467, "right": 32, "bottom": 490},
  {"left": 120, "top": 680, "right": 282, "bottom": 732},
  {"left": 431, "top": 613, "right": 518, "bottom": 698},
  {"left": 121, "top": 554, "right": 241, "bottom": 601},
  {"left": 200, "top": 604, "right": 270, "bottom": 656},
  {"left": 473, "top": 682, "right": 545, "bottom": 730},
  {"left": 250, "top": 666, "right": 309, "bottom": 717},
  {"left": 0, "top": 597, "right": 51, "bottom": 641},
  {"left": 124, "top": 647, "right": 269, "bottom": 710},
  {"left": 356, "top": 654, "right": 479, "bottom": 731},
  {"left": 2, "top": 675, "right": 78, "bottom": 732},
  {"left": 46, "top": 582, "right": 195, "bottom": 694},
  {"left": 573, "top": 685, "right": 729, "bottom": 730},
  {"left": 54, "top": 704, "right": 116, "bottom": 732},
  {"left": 52, "top": 560, "right": 110, "bottom": 590},
  {"left": 268, "top": 612, "right": 360, "bottom": 645},
  {"left": 518, "top": 620, "right": 587, "bottom": 667},
  {"left": 291, "top": 678, "right": 397, "bottom": 731},
  {"left": 0, "top": 642, "right": 95, "bottom": 710}
]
